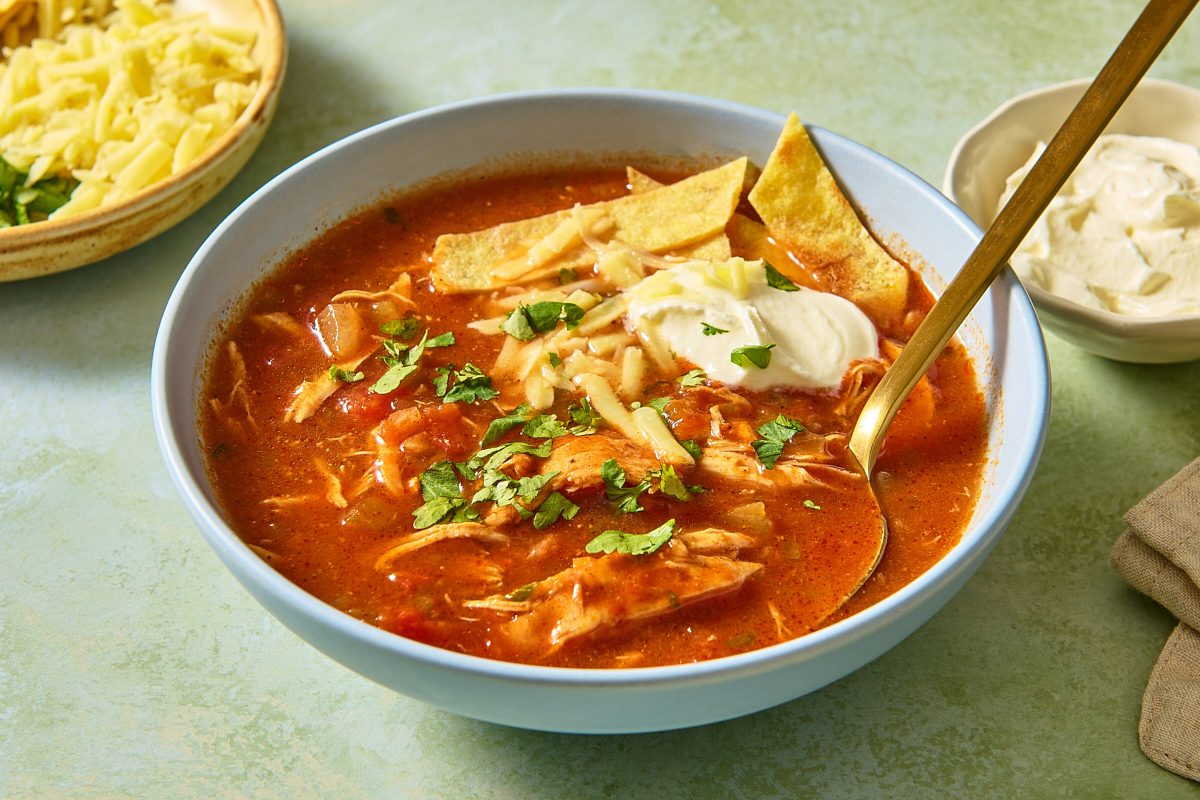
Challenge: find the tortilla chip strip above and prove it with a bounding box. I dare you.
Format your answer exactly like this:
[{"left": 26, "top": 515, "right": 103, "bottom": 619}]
[
  {"left": 628, "top": 166, "right": 814, "bottom": 287},
  {"left": 748, "top": 114, "right": 908, "bottom": 321},
  {"left": 432, "top": 157, "right": 748, "bottom": 292}
]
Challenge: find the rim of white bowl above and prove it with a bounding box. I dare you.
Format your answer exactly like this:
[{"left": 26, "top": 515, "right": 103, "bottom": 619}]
[
  {"left": 152, "top": 87, "right": 1050, "bottom": 690},
  {"left": 943, "top": 76, "right": 1200, "bottom": 332}
]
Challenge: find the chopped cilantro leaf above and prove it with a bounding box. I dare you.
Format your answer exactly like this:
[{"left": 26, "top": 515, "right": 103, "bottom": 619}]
[
  {"left": 369, "top": 362, "right": 417, "bottom": 394},
  {"left": 647, "top": 396, "right": 671, "bottom": 414},
  {"left": 442, "top": 363, "right": 499, "bottom": 404},
  {"left": 678, "top": 368, "right": 706, "bottom": 387},
  {"left": 504, "top": 582, "right": 538, "bottom": 602},
  {"left": 464, "top": 439, "right": 554, "bottom": 476},
  {"left": 432, "top": 364, "right": 453, "bottom": 397},
  {"left": 701, "top": 322, "right": 729, "bottom": 336},
  {"left": 426, "top": 331, "right": 456, "bottom": 348},
  {"left": 655, "top": 465, "right": 690, "bottom": 501},
  {"left": 804, "top": 499, "right": 822, "bottom": 510},
  {"left": 764, "top": 262, "right": 800, "bottom": 292},
  {"left": 585, "top": 519, "right": 676, "bottom": 555},
  {"left": 680, "top": 439, "right": 703, "bottom": 461},
  {"left": 381, "top": 317, "right": 420, "bottom": 339},
  {"left": 750, "top": 414, "right": 807, "bottom": 469},
  {"left": 481, "top": 403, "right": 534, "bottom": 446},
  {"left": 730, "top": 344, "right": 776, "bottom": 369},
  {"left": 411, "top": 496, "right": 459, "bottom": 529},
  {"left": 557, "top": 267, "right": 579, "bottom": 285},
  {"left": 567, "top": 397, "right": 601, "bottom": 435},
  {"left": 532, "top": 492, "right": 579, "bottom": 530},
  {"left": 418, "top": 460, "right": 462, "bottom": 501},
  {"left": 501, "top": 301, "right": 585, "bottom": 340},
  {"left": 601, "top": 458, "right": 647, "bottom": 513},
  {"left": 328, "top": 365, "right": 364, "bottom": 383},
  {"left": 547, "top": 351, "right": 563, "bottom": 369},
  {"left": 523, "top": 414, "right": 570, "bottom": 439}
]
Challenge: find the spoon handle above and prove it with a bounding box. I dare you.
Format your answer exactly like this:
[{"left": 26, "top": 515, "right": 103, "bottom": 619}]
[{"left": 849, "top": 0, "right": 1197, "bottom": 476}]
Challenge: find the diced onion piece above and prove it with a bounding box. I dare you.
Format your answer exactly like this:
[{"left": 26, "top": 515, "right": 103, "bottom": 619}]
[
  {"left": 575, "top": 372, "right": 640, "bottom": 441},
  {"left": 315, "top": 302, "right": 369, "bottom": 360},
  {"left": 620, "top": 347, "right": 645, "bottom": 399},
  {"left": 631, "top": 406, "right": 694, "bottom": 466}
]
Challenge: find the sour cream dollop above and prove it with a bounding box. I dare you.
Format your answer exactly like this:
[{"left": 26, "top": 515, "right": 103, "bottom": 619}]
[
  {"left": 625, "top": 258, "right": 879, "bottom": 391},
  {"left": 1000, "top": 134, "right": 1200, "bottom": 316}
]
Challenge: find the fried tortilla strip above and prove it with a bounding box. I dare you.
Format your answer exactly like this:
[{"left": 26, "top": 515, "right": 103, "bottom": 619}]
[
  {"left": 748, "top": 114, "right": 908, "bottom": 322},
  {"left": 432, "top": 158, "right": 748, "bottom": 292},
  {"left": 471, "top": 542, "right": 761, "bottom": 654},
  {"left": 625, "top": 166, "right": 732, "bottom": 261}
]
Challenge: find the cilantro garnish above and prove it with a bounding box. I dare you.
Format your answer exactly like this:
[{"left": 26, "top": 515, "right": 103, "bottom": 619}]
[
  {"left": 532, "top": 491, "right": 580, "bottom": 530},
  {"left": 804, "top": 499, "right": 821, "bottom": 510},
  {"left": 764, "top": 262, "right": 800, "bottom": 292},
  {"left": 461, "top": 439, "right": 554, "bottom": 478},
  {"left": 678, "top": 368, "right": 706, "bottom": 387},
  {"left": 411, "top": 460, "right": 479, "bottom": 529},
  {"left": 730, "top": 344, "right": 776, "bottom": 369},
  {"left": 370, "top": 329, "right": 455, "bottom": 394},
  {"left": 601, "top": 459, "right": 693, "bottom": 512},
  {"left": 481, "top": 403, "right": 534, "bottom": 446},
  {"left": 567, "top": 398, "right": 601, "bottom": 435},
  {"left": 750, "top": 414, "right": 806, "bottom": 469},
  {"left": 701, "top": 322, "right": 729, "bottom": 336},
  {"left": 585, "top": 519, "right": 676, "bottom": 556},
  {"left": 328, "top": 365, "right": 364, "bottom": 383},
  {"left": 557, "top": 267, "right": 579, "bottom": 285},
  {"left": 381, "top": 317, "right": 420, "bottom": 340},
  {"left": 0, "top": 156, "right": 77, "bottom": 227},
  {"left": 523, "top": 414, "right": 570, "bottom": 439},
  {"left": 440, "top": 363, "right": 499, "bottom": 404},
  {"left": 680, "top": 439, "right": 703, "bottom": 461},
  {"left": 547, "top": 351, "right": 563, "bottom": 369},
  {"left": 501, "top": 301, "right": 585, "bottom": 340}
]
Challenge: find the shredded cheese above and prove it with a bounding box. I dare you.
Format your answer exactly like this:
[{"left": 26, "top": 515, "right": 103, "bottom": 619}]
[{"left": 0, "top": 0, "right": 260, "bottom": 218}]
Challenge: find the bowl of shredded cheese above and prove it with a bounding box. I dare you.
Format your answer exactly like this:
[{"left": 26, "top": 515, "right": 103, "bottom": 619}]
[{"left": 0, "top": 0, "right": 285, "bottom": 281}]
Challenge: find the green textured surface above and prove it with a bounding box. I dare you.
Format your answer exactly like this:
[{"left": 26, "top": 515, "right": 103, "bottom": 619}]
[{"left": 3, "top": 1, "right": 1200, "bottom": 796}]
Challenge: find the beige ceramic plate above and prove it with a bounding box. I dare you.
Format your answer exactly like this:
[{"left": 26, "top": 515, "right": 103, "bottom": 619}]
[
  {"left": 943, "top": 78, "right": 1200, "bottom": 363},
  {"left": 0, "top": 0, "right": 286, "bottom": 282}
]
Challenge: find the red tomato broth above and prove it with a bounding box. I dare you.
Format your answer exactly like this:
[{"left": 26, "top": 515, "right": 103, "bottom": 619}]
[{"left": 200, "top": 164, "right": 987, "bottom": 668}]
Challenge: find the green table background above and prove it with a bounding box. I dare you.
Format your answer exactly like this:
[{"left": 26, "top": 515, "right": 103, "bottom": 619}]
[{"left": 4, "top": 1, "right": 1200, "bottom": 797}]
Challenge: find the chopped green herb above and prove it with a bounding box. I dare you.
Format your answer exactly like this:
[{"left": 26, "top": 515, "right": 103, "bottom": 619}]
[
  {"left": 369, "top": 362, "right": 418, "bottom": 394},
  {"left": 567, "top": 397, "right": 601, "bottom": 435},
  {"left": 601, "top": 458, "right": 648, "bottom": 513},
  {"left": 804, "top": 499, "right": 821, "bottom": 510},
  {"left": 523, "top": 414, "right": 570, "bottom": 439},
  {"left": 750, "top": 414, "right": 806, "bottom": 469},
  {"left": 425, "top": 331, "right": 456, "bottom": 348},
  {"left": 656, "top": 465, "right": 690, "bottom": 501},
  {"left": 501, "top": 301, "right": 585, "bottom": 340},
  {"left": 557, "top": 267, "right": 579, "bottom": 285},
  {"left": 680, "top": 439, "right": 703, "bottom": 461},
  {"left": 504, "top": 582, "right": 538, "bottom": 602},
  {"left": 328, "top": 365, "right": 364, "bottom": 383},
  {"left": 0, "top": 156, "right": 77, "bottom": 226},
  {"left": 727, "top": 630, "right": 757, "bottom": 649},
  {"left": 411, "top": 496, "right": 460, "bottom": 529},
  {"left": 463, "top": 439, "right": 554, "bottom": 477},
  {"left": 730, "top": 344, "right": 776, "bottom": 369},
  {"left": 442, "top": 363, "right": 499, "bottom": 404},
  {"left": 547, "top": 351, "right": 563, "bottom": 369},
  {"left": 532, "top": 491, "right": 580, "bottom": 530},
  {"left": 678, "top": 368, "right": 706, "bottom": 387},
  {"left": 381, "top": 317, "right": 420, "bottom": 339},
  {"left": 764, "top": 262, "right": 800, "bottom": 292},
  {"left": 480, "top": 403, "right": 534, "bottom": 446},
  {"left": 647, "top": 396, "right": 671, "bottom": 414},
  {"left": 432, "top": 364, "right": 454, "bottom": 396},
  {"left": 418, "top": 460, "right": 462, "bottom": 501},
  {"left": 701, "top": 322, "right": 729, "bottom": 336},
  {"left": 585, "top": 519, "right": 676, "bottom": 556}
]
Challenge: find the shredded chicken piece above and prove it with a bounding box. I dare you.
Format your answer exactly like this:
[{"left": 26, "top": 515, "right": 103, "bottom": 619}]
[
  {"left": 374, "top": 523, "right": 510, "bottom": 571},
  {"left": 540, "top": 434, "right": 661, "bottom": 494},
  {"left": 285, "top": 351, "right": 370, "bottom": 424},
  {"left": 677, "top": 527, "right": 756, "bottom": 555},
  {"left": 262, "top": 495, "right": 319, "bottom": 508},
  {"left": 209, "top": 341, "right": 258, "bottom": 437},
  {"left": 697, "top": 442, "right": 847, "bottom": 488},
  {"left": 314, "top": 457, "right": 348, "bottom": 509},
  {"left": 330, "top": 272, "right": 416, "bottom": 306},
  {"left": 251, "top": 312, "right": 309, "bottom": 338},
  {"left": 467, "top": 541, "right": 762, "bottom": 655},
  {"left": 767, "top": 601, "right": 792, "bottom": 641},
  {"left": 834, "top": 358, "right": 887, "bottom": 418}
]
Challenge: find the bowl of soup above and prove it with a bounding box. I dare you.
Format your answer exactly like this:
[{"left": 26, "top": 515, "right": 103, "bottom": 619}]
[{"left": 152, "top": 89, "right": 1049, "bottom": 733}]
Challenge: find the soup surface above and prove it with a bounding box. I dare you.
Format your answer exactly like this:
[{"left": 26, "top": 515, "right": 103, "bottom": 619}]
[{"left": 202, "top": 131, "right": 987, "bottom": 669}]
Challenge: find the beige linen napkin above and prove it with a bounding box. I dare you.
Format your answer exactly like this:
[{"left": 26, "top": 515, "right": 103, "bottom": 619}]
[{"left": 1110, "top": 456, "right": 1200, "bottom": 783}]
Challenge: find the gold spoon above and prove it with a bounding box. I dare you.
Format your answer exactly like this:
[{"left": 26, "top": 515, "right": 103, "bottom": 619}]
[{"left": 841, "top": 0, "right": 1196, "bottom": 601}]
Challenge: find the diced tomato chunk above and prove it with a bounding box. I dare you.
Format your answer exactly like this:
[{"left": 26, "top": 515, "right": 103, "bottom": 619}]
[
  {"left": 337, "top": 383, "right": 392, "bottom": 425},
  {"left": 378, "top": 608, "right": 441, "bottom": 646}
]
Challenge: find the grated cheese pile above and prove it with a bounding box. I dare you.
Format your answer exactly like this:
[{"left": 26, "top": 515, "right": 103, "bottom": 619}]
[{"left": 0, "top": 0, "right": 260, "bottom": 219}]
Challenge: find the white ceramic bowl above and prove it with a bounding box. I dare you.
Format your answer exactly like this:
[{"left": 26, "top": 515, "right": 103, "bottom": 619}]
[
  {"left": 152, "top": 89, "right": 1049, "bottom": 733},
  {"left": 0, "top": 0, "right": 286, "bottom": 282},
  {"left": 944, "top": 78, "right": 1200, "bottom": 363}
]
